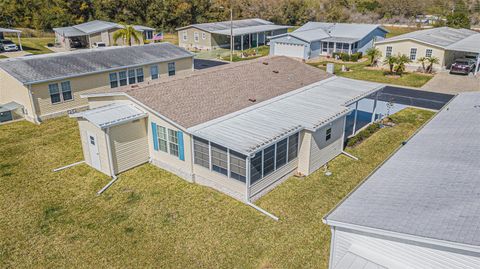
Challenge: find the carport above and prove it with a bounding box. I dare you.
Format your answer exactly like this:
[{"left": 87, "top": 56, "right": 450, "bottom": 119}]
[
  {"left": 446, "top": 33, "right": 480, "bottom": 75},
  {"left": 0, "top": 28, "right": 22, "bottom": 51}
]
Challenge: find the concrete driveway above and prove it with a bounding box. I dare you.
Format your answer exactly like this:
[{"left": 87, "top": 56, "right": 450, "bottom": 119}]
[{"left": 421, "top": 71, "right": 480, "bottom": 94}]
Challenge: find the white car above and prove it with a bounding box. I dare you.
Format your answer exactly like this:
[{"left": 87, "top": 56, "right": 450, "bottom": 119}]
[
  {"left": 92, "top": 42, "right": 107, "bottom": 48},
  {"left": 0, "top": 40, "right": 18, "bottom": 52}
]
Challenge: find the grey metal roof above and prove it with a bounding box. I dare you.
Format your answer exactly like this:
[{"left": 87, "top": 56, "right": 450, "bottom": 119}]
[
  {"left": 0, "top": 43, "right": 193, "bottom": 85},
  {"left": 188, "top": 77, "right": 383, "bottom": 155},
  {"left": 133, "top": 25, "right": 155, "bottom": 32},
  {"left": 271, "top": 22, "right": 387, "bottom": 43},
  {"left": 0, "top": 28, "right": 22, "bottom": 33},
  {"left": 53, "top": 20, "right": 154, "bottom": 37},
  {"left": 334, "top": 252, "right": 386, "bottom": 269},
  {"left": 446, "top": 33, "right": 480, "bottom": 54},
  {"left": 70, "top": 102, "right": 146, "bottom": 129},
  {"left": 0, "top": 101, "right": 22, "bottom": 113},
  {"left": 325, "top": 92, "right": 480, "bottom": 247},
  {"left": 53, "top": 26, "right": 86, "bottom": 37},
  {"left": 376, "top": 27, "right": 479, "bottom": 49},
  {"left": 177, "top": 18, "right": 289, "bottom": 35}
]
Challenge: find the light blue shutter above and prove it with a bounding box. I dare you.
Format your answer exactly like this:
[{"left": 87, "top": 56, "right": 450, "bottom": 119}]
[
  {"left": 177, "top": 131, "right": 185, "bottom": 161},
  {"left": 151, "top": 122, "right": 159, "bottom": 151}
]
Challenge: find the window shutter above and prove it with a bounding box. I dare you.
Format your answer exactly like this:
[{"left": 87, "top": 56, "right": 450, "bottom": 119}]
[
  {"left": 151, "top": 122, "right": 159, "bottom": 151},
  {"left": 177, "top": 131, "right": 185, "bottom": 161}
]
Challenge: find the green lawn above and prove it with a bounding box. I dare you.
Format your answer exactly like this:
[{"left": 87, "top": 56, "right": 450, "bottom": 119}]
[
  {"left": 15, "top": 37, "right": 55, "bottom": 54},
  {"left": 220, "top": 45, "right": 270, "bottom": 62},
  {"left": 0, "top": 55, "right": 7, "bottom": 59},
  {"left": 309, "top": 60, "right": 433, "bottom": 88},
  {"left": 0, "top": 108, "right": 434, "bottom": 268}
]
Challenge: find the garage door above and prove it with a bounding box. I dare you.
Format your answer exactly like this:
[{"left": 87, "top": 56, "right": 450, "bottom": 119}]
[{"left": 274, "top": 42, "right": 305, "bottom": 59}]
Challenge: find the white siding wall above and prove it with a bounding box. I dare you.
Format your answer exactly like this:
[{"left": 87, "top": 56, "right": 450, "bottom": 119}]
[
  {"left": 78, "top": 119, "right": 112, "bottom": 176},
  {"left": 194, "top": 165, "right": 246, "bottom": 201},
  {"left": 250, "top": 159, "right": 298, "bottom": 201},
  {"left": 331, "top": 227, "right": 480, "bottom": 269},
  {"left": 308, "top": 117, "right": 345, "bottom": 174}
]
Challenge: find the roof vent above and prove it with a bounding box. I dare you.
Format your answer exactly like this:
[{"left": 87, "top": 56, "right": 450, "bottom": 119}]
[
  {"left": 249, "top": 98, "right": 257, "bottom": 103},
  {"left": 273, "top": 70, "right": 279, "bottom": 74}
]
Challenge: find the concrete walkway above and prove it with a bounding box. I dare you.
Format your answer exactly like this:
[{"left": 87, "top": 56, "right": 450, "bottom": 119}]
[{"left": 421, "top": 71, "right": 480, "bottom": 94}]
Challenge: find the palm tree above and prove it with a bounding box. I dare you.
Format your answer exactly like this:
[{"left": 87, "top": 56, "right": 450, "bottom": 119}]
[
  {"left": 365, "top": 47, "right": 382, "bottom": 66},
  {"left": 426, "top": 56, "right": 440, "bottom": 73},
  {"left": 394, "top": 54, "right": 412, "bottom": 76},
  {"left": 417, "top": 57, "right": 427, "bottom": 73},
  {"left": 113, "top": 24, "right": 142, "bottom": 46},
  {"left": 383, "top": 55, "right": 397, "bottom": 74}
]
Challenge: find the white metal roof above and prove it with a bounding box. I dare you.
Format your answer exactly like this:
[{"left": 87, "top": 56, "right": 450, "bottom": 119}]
[
  {"left": 188, "top": 77, "right": 383, "bottom": 155},
  {"left": 70, "top": 103, "right": 147, "bottom": 129},
  {"left": 446, "top": 33, "right": 480, "bottom": 54},
  {"left": 53, "top": 20, "right": 154, "bottom": 37},
  {"left": 211, "top": 24, "right": 291, "bottom": 36},
  {"left": 0, "top": 101, "right": 22, "bottom": 113},
  {"left": 0, "top": 28, "right": 22, "bottom": 33}
]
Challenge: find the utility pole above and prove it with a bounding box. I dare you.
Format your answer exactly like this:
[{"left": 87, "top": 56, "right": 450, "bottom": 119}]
[{"left": 230, "top": 6, "right": 233, "bottom": 62}]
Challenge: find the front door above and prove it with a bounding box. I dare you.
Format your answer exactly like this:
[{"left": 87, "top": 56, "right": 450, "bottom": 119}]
[{"left": 87, "top": 131, "right": 101, "bottom": 170}]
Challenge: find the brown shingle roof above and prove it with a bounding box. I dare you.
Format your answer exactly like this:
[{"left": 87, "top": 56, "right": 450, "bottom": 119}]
[{"left": 122, "top": 56, "right": 332, "bottom": 128}]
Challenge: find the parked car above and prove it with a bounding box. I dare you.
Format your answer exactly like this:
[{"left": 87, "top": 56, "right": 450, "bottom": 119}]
[
  {"left": 70, "top": 39, "right": 83, "bottom": 49},
  {"left": 92, "top": 42, "right": 106, "bottom": 48},
  {"left": 0, "top": 40, "right": 19, "bottom": 52},
  {"left": 450, "top": 58, "right": 476, "bottom": 75}
]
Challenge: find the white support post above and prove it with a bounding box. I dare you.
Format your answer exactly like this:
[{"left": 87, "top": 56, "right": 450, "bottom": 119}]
[
  {"left": 249, "top": 33, "right": 251, "bottom": 49},
  {"left": 17, "top": 33, "right": 23, "bottom": 51},
  {"left": 371, "top": 92, "right": 378, "bottom": 123},
  {"left": 348, "top": 43, "right": 352, "bottom": 55},
  {"left": 241, "top": 35, "right": 244, "bottom": 51},
  {"left": 256, "top": 33, "right": 259, "bottom": 48},
  {"left": 333, "top": 42, "right": 337, "bottom": 53},
  {"left": 475, "top": 54, "right": 480, "bottom": 76},
  {"left": 245, "top": 156, "right": 251, "bottom": 202},
  {"left": 352, "top": 101, "right": 359, "bottom": 136}
]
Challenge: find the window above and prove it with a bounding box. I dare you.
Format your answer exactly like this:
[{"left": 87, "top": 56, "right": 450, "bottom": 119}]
[
  {"left": 410, "top": 48, "right": 417, "bottom": 61},
  {"left": 182, "top": 31, "right": 188, "bottom": 41},
  {"left": 275, "top": 138, "right": 288, "bottom": 169},
  {"left": 322, "top": 42, "right": 328, "bottom": 52},
  {"left": 230, "top": 150, "right": 246, "bottom": 182},
  {"left": 425, "top": 49, "right": 433, "bottom": 58},
  {"left": 136, "top": 68, "right": 144, "bottom": 83},
  {"left": 386, "top": 46, "right": 392, "bottom": 57},
  {"left": 128, "top": 69, "right": 136, "bottom": 84},
  {"left": 109, "top": 73, "right": 118, "bottom": 88},
  {"left": 202, "top": 32, "right": 206, "bottom": 40},
  {"left": 145, "top": 31, "right": 153, "bottom": 40},
  {"left": 157, "top": 126, "right": 168, "bottom": 153},
  {"left": 250, "top": 152, "right": 262, "bottom": 184},
  {"left": 168, "top": 62, "right": 176, "bottom": 76},
  {"left": 342, "top": 43, "right": 349, "bottom": 50},
  {"left": 150, "top": 65, "right": 159, "bottom": 80},
  {"left": 211, "top": 143, "right": 228, "bottom": 176},
  {"left": 193, "top": 136, "right": 209, "bottom": 168},
  {"left": 119, "top": 71, "right": 127, "bottom": 86},
  {"left": 89, "top": 135, "right": 95, "bottom": 145},
  {"left": 288, "top": 132, "right": 299, "bottom": 162},
  {"left": 60, "top": 81, "right": 73, "bottom": 101},
  {"left": 194, "top": 32, "right": 199, "bottom": 42},
  {"left": 168, "top": 129, "right": 179, "bottom": 157},
  {"left": 326, "top": 128, "right": 332, "bottom": 141},
  {"left": 48, "top": 83, "right": 61, "bottom": 104},
  {"left": 336, "top": 43, "right": 343, "bottom": 50},
  {"left": 263, "top": 144, "right": 275, "bottom": 176}
]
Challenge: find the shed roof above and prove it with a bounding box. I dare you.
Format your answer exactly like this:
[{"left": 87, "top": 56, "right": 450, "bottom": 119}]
[
  {"left": 270, "top": 22, "right": 387, "bottom": 43},
  {"left": 70, "top": 103, "right": 147, "bottom": 129},
  {"left": 91, "top": 56, "right": 332, "bottom": 129},
  {"left": 177, "top": 18, "right": 290, "bottom": 35},
  {"left": 189, "top": 77, "right": 382, "bottom": 155},
  {"left": 0, "top": 43, "right": 193, "bottom": 85},
  {"left": 375, "top": 27, "right": 479, "bottom": 49},
  {"left": 0, "top": 28, "right": 22, "bottom": 33},
  {"left": 325, "top": 92, "right": 480, "bottom": 249},
  {"left": 53, "top": 20, "right": 153, "bottom": 37}
]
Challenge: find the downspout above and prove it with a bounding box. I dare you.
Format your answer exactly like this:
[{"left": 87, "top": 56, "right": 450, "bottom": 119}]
[
  {"left": 97, "top": 127, "right": 119, "bottom": 195},
  {"left": 189, "top": 134, "right": 195, "bottom": 183},
  {"left": 328, "top": 226, "right": 336, "bottom": 269}
]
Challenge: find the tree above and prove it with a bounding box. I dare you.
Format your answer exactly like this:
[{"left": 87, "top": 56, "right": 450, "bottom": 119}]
[
  {"left": 426, "top": 56, "right": 440, "bottom": 73},
  {"left": 417, "top": 56, "right": 427, "bottom": 72},
  {"left": 447, "top": 0, "right": 471, "bottom": 28},
  {"left": 366, "top": 47, "right": 382, "bottom": 66},
  {"left": 383, "top": 55, "right": 397, "bottom": 74},
  {"left": 394, "top": 54, "right": 411, "bottom": 76},
  {"left": 113, "top": 24, "right": 142, "bottom": 46}
]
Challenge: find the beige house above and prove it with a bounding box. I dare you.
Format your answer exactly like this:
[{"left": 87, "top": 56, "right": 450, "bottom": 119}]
[
  {"left": 0, "top": 43, "right": 194, "bottom": 123},
  {"left": 375, "top": 27, "right": 480, "bottom": 72},
  {"left": 71, "top": 57, "right": 384, "bottom": 207},
  {"left": 177, "top": 18, "right": 290, "bottom": 51},
  {"left": 53, "top": 20, "right": 155, "bottom": 50}
]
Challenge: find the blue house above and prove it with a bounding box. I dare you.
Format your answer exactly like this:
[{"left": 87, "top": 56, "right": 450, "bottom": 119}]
[{"left": 269, "top": 22, "right": 388, "bottom": 60}]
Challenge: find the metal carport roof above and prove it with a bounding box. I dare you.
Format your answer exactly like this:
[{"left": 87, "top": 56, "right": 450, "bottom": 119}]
[{"left": 446, "top": 33, "right": 480, "bottom": 54}]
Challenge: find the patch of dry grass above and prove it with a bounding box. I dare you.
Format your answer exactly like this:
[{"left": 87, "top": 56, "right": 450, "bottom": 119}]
[{"left": 0, "top": 108, "right": 434, "bottom": 268}]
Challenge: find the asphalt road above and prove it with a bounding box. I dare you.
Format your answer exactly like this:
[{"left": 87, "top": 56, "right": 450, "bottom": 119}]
[
  {"left": 194, "top": 59, "right": 229, "bottom": 70},
  {"left": 375, "top": 86, "right": 455, "bottom": 110}
]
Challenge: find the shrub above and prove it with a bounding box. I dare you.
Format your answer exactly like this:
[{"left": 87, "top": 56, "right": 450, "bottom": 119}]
[
  {"left": 340, "top": 53, "right": 350, "bottom": 62},
  {"left": 346, "top": 123, "right": 381, "bottom": 147},
  {"left": 350, "top": 53, "right": 359, "bottom": 62}
]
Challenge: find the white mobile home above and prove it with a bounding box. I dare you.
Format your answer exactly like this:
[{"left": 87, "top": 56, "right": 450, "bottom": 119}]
[
  {"left": 71, "top": 57, "right": 384, "bottom": 202},
  {"left": 324, "top": 92, "right": 480, "bottom": 268}
]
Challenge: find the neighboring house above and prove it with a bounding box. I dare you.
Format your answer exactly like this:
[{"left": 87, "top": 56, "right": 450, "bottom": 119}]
[
  {"left": 375, "top": 27, "right": 480, "bottom": 72},
  {"left": 53, "top": 20, "right": 155, "bottom": 50},
  {"left": 176, "top": 18, "right": 290, "bottom": 51},
  {"left": 0, "top": 43, "right": 194, "bottom": 123},
  {"left": 323, "top": 92, "right": 480, "bottom": 269},
  {"left": 70, "top": 56, "right": 385, "bottom": 203},
  {"left": 269, "top": 22, "right": 388, "bottom": 60},
  {"left": 0, "top": 28, "right": 23, "bottom": 51}
]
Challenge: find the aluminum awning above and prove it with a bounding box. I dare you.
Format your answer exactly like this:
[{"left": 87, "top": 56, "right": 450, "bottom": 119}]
[{"left": 70, "top": 103, "right": 147, "bottom": 129}]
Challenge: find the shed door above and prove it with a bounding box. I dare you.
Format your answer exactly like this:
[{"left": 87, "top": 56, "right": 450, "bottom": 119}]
[
  {"left": 87, "top": 131, "right": 101, "bottom": 170},
  {"left": 274, "top": 42, "right": 305, "bottom": 59}
]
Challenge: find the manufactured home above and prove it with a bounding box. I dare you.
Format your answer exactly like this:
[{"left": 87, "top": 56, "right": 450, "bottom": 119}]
[
  {"left": 177, "top": 18, "right": 290, "bottom": 51},
  {"left": 71, "top": 57, "right": 384, "bottom": 202},
  {"left": 269, "top": 22, "right": 388, "bottom": 60},
  {"left": 0, "top": 43, "right": 194, "bottom": 123},
  {"left": 324, "top": 92, "right": 480, "bottom": 269}
]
